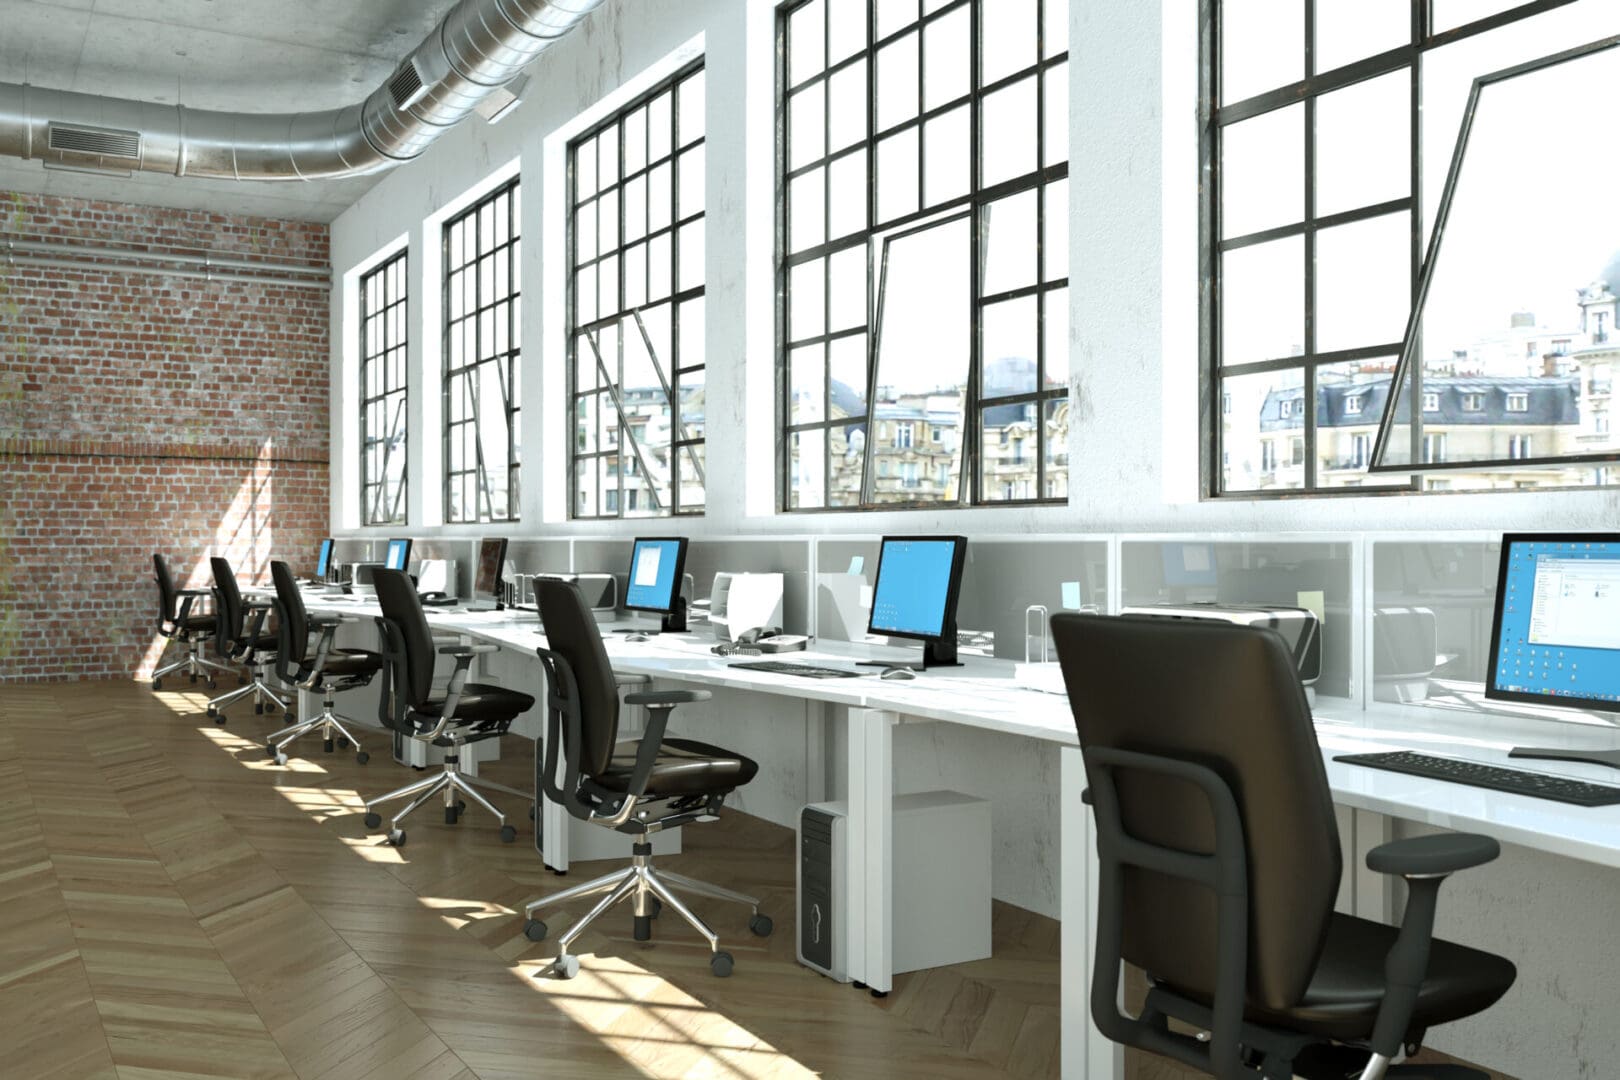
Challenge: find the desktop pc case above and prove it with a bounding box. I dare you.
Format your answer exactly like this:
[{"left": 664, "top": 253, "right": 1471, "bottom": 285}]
[
  {"left": 796, "top": 792, "right": 991, "bottom": 981},
  {"left": 1119, "top": 603, "right": 1322, "bottom": 687}
]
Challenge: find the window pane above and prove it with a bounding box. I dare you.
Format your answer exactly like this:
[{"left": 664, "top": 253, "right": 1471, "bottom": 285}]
[
  {"left": 1221, "top": 235, "right": 1304, "bottom": 367},
  {"left": 1314, "top": 0, "right": 1408, "bottom": 74},
  {"left": 828, "top": 60, "right": 868, "bottom": 152},
  {"left": 791, "top": 427, "right": 827, "bottom": 509},
  {"left": 922, "top": 104, "right": 970, "bottom": 206},
  {"left": 1315, "top": 210, "right": 1409, "bottom": 353},
  {"left": 829, "top": 245, "right": 867, "bottom": 331},
  {"left": 1220, "top": 367, "right": 1307, "bottom": 492},
  {"left": 829, "top": 148, "right": 869, "bottom": 240},
  {"left": 982, "top": 188, "right": 1038, "bottom": 296},
  {"left": 1221, "top": 102, "right": 1303, "bottom": 239},
  {"left": 982, "top": 295, "right": 1039, "bottom": 396},
  {"left": 790, "top": 82, "right": 827, "bottom": 170},
  {"left": 1045, "top": 286, "right": 1070, "bottom": 385},
  {"left": 792, "top": 344, "right": 827, "bottom": 423},
  {"left": 830, "top": 333, "right": 869, "bottom": 420},
  {"left": 981, "top": 0, "right": 1037, "bottom": 86},
  {"left": 981, "top": 401, "right": 1039, "bottom": 501},
  {"left": 790, "top": 257, "right": 827, "bottom": 340},
  {"left": 1044, "top": 178, "right": 1068, "bottom": 282},
  {"left": 1220, "top": 0, "right": 1302, "bottom": 105},
  {"left": 923, "top": 6, "right": 970, "bottom": 110},
  {"left": 876, "top": 126, "right": 919, "bottom": 223},
  {"left": 980, "top": 76, "right": 1038, "bottom": 187},
  {"left": 876, "top": 30, "right": 920, "bottom": 132},
  {"left": 1315, "top": 361, "right": 1407, "bottom": 489},
  {"left": 678, "top": 70, "right": 706, "bottom": 146},
  {"left": 790, "top": 0, "right": 827, "bottom": 84},
  {"left": 1314, "top": 70, "right": 1409, "bottom": 218},
  {"left": 790, "top": 167, "right": 827, "bottom": 252}
]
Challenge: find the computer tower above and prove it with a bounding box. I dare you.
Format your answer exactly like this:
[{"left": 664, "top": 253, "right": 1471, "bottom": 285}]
[{"left": 796, "top": 791, "right": 992, "bottom": 981}]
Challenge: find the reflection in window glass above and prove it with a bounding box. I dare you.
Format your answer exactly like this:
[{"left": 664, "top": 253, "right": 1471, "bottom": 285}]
[
  {"left": 781, "top": 0, "right": 1069, "bottom": 509},
  {"left": 569, "top": 63, "right": 706, "bottom": 518}
]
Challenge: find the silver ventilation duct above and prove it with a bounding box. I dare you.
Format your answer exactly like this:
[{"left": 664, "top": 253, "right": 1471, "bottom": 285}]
[{"left": 0, "top": 0, "right": 602, "bottom": 182}]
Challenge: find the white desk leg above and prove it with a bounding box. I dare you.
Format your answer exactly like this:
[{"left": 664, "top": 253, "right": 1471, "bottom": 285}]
[
  {"left": 1061, "top": 745, "right": 1123, "bottom": 1080},
  {"left": 846, "top": 706, "right": 896, "bottom": 994}
]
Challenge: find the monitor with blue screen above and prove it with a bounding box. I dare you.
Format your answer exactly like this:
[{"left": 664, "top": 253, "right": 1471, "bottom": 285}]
[
  {"left": 385, "top": 538, "right": 412, "bottom": 572},
  {"left": 624, "top": 537, "right": 689, "bottom": 631},
  {"left": 1487, "top": 532, "right": 1620, "bottom": 770},
  {"left": 1161, "top": 542, "right": 1218, "bottom": 588},
  {"left": 315, "top": 538, "right": 334, "bottom": 580},
  {"left": 868, "top": 536, "right": 968, "bottom": 667}
]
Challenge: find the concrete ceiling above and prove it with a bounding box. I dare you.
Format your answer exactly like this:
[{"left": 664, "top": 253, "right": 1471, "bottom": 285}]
[{"left": 0, "top": 0, "right": 464, "bottom": 223}]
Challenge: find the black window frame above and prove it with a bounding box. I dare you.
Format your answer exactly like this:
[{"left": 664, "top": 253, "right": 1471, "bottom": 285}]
[
  {"left": 442, "top": 177, "right": 522, "bottom": 524},
  {"left": 359, "top": 249, "right": 409, "bottom": 526},
  {"left": 776, "top": 0, "right": 1071, "bottom": 513},
  {"left": 1200, "top": 0, "right": 1580, "bottom": 499},
  {"left": 567, "top": 60, "right": 708, "bottom": 520}
]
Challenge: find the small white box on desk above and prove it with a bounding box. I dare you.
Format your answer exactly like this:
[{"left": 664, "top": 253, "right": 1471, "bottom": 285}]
[{"left": 797, "top": 790, "right": 991, "bottom": 980}]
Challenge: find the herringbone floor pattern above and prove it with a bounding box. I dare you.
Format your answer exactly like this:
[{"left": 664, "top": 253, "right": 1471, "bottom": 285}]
[{"left": 0, "top": 678, "right": 1065, "bottom": 1080}]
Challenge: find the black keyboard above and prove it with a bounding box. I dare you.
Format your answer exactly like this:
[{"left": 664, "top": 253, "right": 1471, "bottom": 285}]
[
  {"left": 730, "top": 660, "right": 861, "bottom": 679},
  {"left": 1336, "top": 750, "right": 1620, "bottom": 807}
]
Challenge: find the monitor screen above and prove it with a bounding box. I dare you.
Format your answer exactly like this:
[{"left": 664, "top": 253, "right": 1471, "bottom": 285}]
[
  {"left": 625, "top": 538, "right": 688, "bottom": 613},
  {"left": 385, "top": 538, "right": 412, "bottom": 572},
  {"left": 1161, "top": 542, "right": 1218, "bottom": 587},
  {"left": 1487, "top": 533, "right": 1620, "bottom": 713},
  {"left": 869, "top": 536, "right": 967, "bottom": 641},
  {"left": 475, "top": 538, "right": 508, "bottom": 600},
  {"left": 315, "top": 538, "right": 334, "bottom": 579}
]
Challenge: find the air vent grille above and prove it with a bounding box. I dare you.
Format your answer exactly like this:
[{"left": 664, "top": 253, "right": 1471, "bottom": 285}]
[
  {"left": 387, "top": 62, "right": 426, "bottom": 109},
  {"left": 48, "top": 123, "right": 141, "bottom": 159}
]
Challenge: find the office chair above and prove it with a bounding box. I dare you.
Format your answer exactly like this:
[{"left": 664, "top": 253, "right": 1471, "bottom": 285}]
[
  {"left": 150, "top": 553, "right": 233, "bottom": 690},
  {"left": 1050, "top": 613, "right": 1516, "bottom": 1080},
  {"left": 362, "top": 567, "right": 534, "bottom": 846},
  {"left": 204, "top": 556, "right": 291, "bottom": 722},
  {"left": 522, "top": 579, "right": 773, "bottom": 980},
  {"left": 262, "top": 560, "right": 382, "bottom": 766}
]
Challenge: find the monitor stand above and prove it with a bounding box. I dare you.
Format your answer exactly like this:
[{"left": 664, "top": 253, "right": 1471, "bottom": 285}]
[
  {"left": 1510, "top": 746, "right": 1620, "bottom": 771},
  {"left": 660, "top": 598, "right": 688, "bottom": 634},
  {"left": 922, "top": 636, "right": 960, "bottom": 669}
]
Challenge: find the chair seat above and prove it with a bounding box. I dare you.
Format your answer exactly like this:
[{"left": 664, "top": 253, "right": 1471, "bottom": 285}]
[
  {"left": 237, "top": 633, "right": 279, "bottom": 654},
  {"left": 175, "top": 616, "right": 214, "bottom": 634},
  {"left": 1189, "top": 912, "right": 1517, "bottom": 1043},
  {"left": 417, "top": 683, "right": 535, "bottom": 728},
  {"left": 307, "top": 649, "right": 381, "bottom": 679},
  {"left": 596, "top": 737, "right": 760, "bottom": 797}
]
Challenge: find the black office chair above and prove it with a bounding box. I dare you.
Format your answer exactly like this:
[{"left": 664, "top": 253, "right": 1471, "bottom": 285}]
[
  {"left": 205, "top": 556, "right": 290, "bottom": 721},
  {"left": 1050, "top": 613, "right": 1515, "bottom": 1080},
  {"left": 362, "top": 567, "right": 534, "bottom": 846},
  {"left": 150, "top": 553, "right": 232, "bottom": 690},
  {"left": 522, "top": 578, "right": 773, "bottom": 980},
  {"left": 262, "top": 560, "right": 382, "bottom": 766}
]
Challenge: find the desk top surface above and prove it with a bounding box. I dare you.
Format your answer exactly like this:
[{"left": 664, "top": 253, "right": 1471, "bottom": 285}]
[{"left": 276, "top": 586, "right": 1620, "bottom": 869}]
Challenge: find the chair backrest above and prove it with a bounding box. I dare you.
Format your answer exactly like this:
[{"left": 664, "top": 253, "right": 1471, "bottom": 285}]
[
  {"left": 269, "top": 561, "right": 307, "bottom": 680},
  {"left": 1050, "top": 613, "right": 1341, "bottom": 1011},
  {"left": 373, "top": 568, "right": 435, "bottom": 709},
  {"left": 153, "top": 553, "right": 178, "bottom": 622},
  {"left": 537, "top": 578, "right": 622, "bottom": 777},
  {"left": 210, "top": 557, "right": 244, "bottom": 649}
]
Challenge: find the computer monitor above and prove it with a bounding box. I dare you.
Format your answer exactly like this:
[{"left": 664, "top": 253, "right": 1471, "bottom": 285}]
[
  {"left": 1487, "top": 532, "right": 1620, "bottom": 770},
  {"left": 474, "top": 537, "right": 508, "bottom": 609},
  {"left": 625, "top": 537, "right": 689, "bottom": 631},
  {"left": 385, "top": 538, "right": 412, "bottom": 572},
  {"left": 868, "top": 536, "right": 968, "bottom": 668},
  {"left": 315, "top": 538, "right": 334, "bottom": 581},
  {"left": 1161, "top": 542, "right": 1218, "bottom": 588}
]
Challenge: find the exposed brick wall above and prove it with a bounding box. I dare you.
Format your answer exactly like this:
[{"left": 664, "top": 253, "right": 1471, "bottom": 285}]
[{"left": 0, "top": 191, "right": 330, "bottom": 682}]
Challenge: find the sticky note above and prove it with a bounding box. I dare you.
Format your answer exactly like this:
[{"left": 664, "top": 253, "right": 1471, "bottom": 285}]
[
  {"left": 1297, "top": 589, "right": 1325, "bottom": 626},
  {"left": 1061, "top": 581, "right": 1082, "bottom": 610},
  {"left": 859, "top": 584, "right": 874, "bottom": 609},
  {"left": 848, "top": 555, "right": 865, "bottom": 575}
]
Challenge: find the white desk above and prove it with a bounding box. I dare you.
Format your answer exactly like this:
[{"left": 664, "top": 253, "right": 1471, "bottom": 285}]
[{"left": 265, "top": 589, "right": 1620, "bottom": 1078}]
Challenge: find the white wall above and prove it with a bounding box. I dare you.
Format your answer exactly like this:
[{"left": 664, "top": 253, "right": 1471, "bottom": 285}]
[{"left": 326, "top": 3, "right": 1620, "bottom": 1074}]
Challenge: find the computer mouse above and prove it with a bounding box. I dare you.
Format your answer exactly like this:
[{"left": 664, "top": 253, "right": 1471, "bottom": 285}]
[
  {"left": 625, "top": 633, "right": 650, "bottom": 643},
  {"left": 879, "top": 666, "right": 917, "bottom": 680}
]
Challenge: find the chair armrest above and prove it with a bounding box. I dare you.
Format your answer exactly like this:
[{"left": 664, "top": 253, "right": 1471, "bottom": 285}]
[
  {"left": 1362, "top": 833, "right": 1500, "bottom": 1061},
  {"left": 176, "top": 588, "right": 211, "bottom": 598},
  {"left": 625, "top": 689, "right": 712, "bottom": 707},
  {"left": 1366, "top": 833, "right": 1499, "bottom": 878},
  {"left": 615, "top": 673, "right": 653, "bottom": 687},
  {"left": 438, "top": 642, "right": 499, "bottom": 656}
]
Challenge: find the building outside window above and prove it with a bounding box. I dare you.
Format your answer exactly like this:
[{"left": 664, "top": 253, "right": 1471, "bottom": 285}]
[
  {"left": 569, "top": 61, "right": 707, "bottom": 519},
  {"left": 780, "top": 0, "right": 1070, "bottom": 510},
  {"left": 444, "top": 179, "right": 521, "bottom": 522},
  {"left": 360, "top": 250, "right": 408, "bottom": 525},
  {"left": 1505, "top": 392, "right": 1528, "bottom": 412}
]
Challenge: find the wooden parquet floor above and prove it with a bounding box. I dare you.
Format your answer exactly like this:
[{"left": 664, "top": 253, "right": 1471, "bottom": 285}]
[{"left": 0, "top": 678, "right": 1063, "bottom": 1080}]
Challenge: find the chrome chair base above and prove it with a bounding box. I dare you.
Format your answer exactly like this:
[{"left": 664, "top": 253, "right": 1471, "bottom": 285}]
[
  {"left": 152, "top": 639, "right": 232, "bottom": 687},
  {"left": 265, "top": 691, "right": 369, "bottom": 765},
  {"left": 362, "top": 751, "right": 529, "bottom": 843},
  {"left": 523, "top": 840, "right": 766, "bottom": 978},
  {"left": 206, "top": 659, "right": 290, "bottom": 722}
]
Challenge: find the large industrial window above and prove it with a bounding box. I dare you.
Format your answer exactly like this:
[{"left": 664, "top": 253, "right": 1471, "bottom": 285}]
[
  {"left": 444, "top": 179, "right": 521, "bottom": 523},
  {"left": 779, "top": 0, "right": 1071, "bottom": 511},
  {"left": 360, "top": 250, "right": 408, "bottom": 525},
  {"left": 568, "top": 62, "right": 707, "bottom": 519},
  {"left": 1207, "top": 0, "right": 1617, "bottom": 496}
]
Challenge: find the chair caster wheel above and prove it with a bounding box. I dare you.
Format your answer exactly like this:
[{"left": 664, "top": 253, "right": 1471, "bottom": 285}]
[
  {"left": 337, "top": 738, "right": 350, "bottom": 750},
  {"left": 283, "top": 711, "right": 294, "bottom": 721},
  {"left": 749, "top": 913, "right": 773, "bottom": 937},
  {"left": 524, "top": 919, "right": 548, "bottom": 942},
  {"left": 499, "top": 825, "right": 517, "bottom": 843},
  {"left": 323, "top": 738, "right": 334, "bottom": 754},
  {"left": 445, "top": 806, "right": 460, "bottom": 825},
  {"left": 710, "top": 952, "right": 734, "bottom": 978},
  {"left": 529, "top": 805, "right": 537, "bottom": 820},
  {"left": 553, "top": 955, "right": 580, "bottom": 980},
  {"left": 206, "top": 706, "right": 217, "bottom": 719},
  {"left": 634, "top": 915, "right": 652, "bottom": 941},
  {"left": 237, "top": 675, "right": 248, "bottom": 686},
  {"left": 206, "top": 678, "right": 217, "bottom": 690},
  {"left": 387, "top": 829, "right": 406, "bottom": 846},
  {"left": 151, "top": 678, "right": 163, "bottom": 691},
  {"left": 274, "top": 752, "right": 288, "bottom": 766},
  {"left": 355, "top": 751, "right": 370, "bottom": 765},
  {"left": 649, "top": 898, "right": 662, "bottom": 919},
  {"left": 264, "top": 744, "right": 277, "bottom": 759},
  {"left": 190, "top": 673, "right": 198, "bottom": 684},
  {"left": 870, "top": 989, "right": 888, "bottom": 999},
  {"left": 363, "top": 812, "right": 382, "bottom": 829},
  {"left": 254, "top": 703, "right": 264, "bottom": 715}
]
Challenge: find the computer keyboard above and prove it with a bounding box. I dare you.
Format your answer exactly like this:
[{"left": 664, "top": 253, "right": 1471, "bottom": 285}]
[
  {"left": 1335, "top": 750, "right": 1620, "bottom": 807},
  {"left": 730, "top": 660, "right": 862, "bottom": 679}
]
